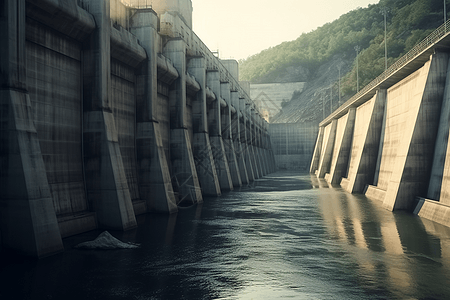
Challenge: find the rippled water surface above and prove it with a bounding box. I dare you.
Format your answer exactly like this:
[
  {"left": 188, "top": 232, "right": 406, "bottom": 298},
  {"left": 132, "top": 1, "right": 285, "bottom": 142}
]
[{"left": 2, "top": 171, "right": 450, "bottom": 299}]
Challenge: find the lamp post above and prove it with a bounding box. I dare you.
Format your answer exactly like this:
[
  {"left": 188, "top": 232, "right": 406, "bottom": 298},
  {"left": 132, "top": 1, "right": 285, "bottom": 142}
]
[
  {"left": 354, "top": 45, "right": 360, "bottom": 92},
  {"left": 445, "top": 0, "right": 448, "bottom": 32},
  {"left": 337, "top": 64, "right": 342, "bottom": 106},
  {"left": 380, "top": 7, "right": 389, "bottom": 70}
]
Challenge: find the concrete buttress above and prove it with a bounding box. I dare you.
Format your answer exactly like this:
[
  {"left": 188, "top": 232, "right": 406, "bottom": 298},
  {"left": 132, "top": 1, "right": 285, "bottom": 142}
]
[
  {"left": 0, "top": 0, "right": 64, "bottom": 257},
  {"left": 82, "top": 0, "right": 137, "bottom": 230},
  {"left": 187, "top": 57, "right": 222, "bottom": 196},
  {"left": 131, "top": 10, "right": 178, "bottom": 213},
  {"left": 207, "top": 71, "right": 234, "bottom": 191},
  {"left": 165, "top": 39, "right": 203, "bottom": 204},
  {"left": 232, "top": 92, "right": 249, "bottom": 184},
  {"left": 221, "top": 82, "right": 242, "bottom": 187}
]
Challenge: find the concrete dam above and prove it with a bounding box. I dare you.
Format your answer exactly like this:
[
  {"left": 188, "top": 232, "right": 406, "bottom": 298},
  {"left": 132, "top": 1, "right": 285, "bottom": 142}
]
[
  {"left": 310, "top": 20, "right": 450, "bottom": 231},
  {"left": 0, "top": 0, "right": 276, "bottom": 257}
]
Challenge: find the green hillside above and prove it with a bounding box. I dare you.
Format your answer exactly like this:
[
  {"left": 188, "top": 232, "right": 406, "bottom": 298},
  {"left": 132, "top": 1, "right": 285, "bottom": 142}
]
[{"left": 240, "top": 0, "right": 445, "bottom": 97}]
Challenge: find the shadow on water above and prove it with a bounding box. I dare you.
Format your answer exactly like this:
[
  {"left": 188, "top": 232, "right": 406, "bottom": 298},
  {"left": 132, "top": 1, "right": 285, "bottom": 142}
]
[{"left": 1, "top": 171, "right": 450, "bottom": 299}]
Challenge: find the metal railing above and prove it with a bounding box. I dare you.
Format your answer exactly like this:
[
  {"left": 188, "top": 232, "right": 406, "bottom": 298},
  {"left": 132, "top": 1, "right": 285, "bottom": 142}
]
[{"left": 344, "top": 19, "right": 450, "bottom": 108}]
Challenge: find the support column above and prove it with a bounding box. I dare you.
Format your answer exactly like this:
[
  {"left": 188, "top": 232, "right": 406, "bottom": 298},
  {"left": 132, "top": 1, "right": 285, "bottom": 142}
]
[
  {"left": 207, "top": 71, "right": 233, "bottom": 191},
  {"left": 341, "top": 90, "right": 386, "bottom": 193},
  {"left": 326, "top": 108, "right": 356, "bottom": 184},
  {"left": 0, "top": 0, "right": 63, "bottom": 257},
  {"left": 221, "top": 82, "right": 242, "bottom": 187},
  {"left": 310, "top": 127, "right": 325, "bottom": 174},
  {"left": 132, "top": 10, "right": 177, "bottom": 213},
  {"left": 241, "top": 98, "right": 255, "bottom": 181},
  {"left": 251, "top": 108, "right": 262, "bottom": 178},
  {"left": 165, "top": 39, "right": 203, "bottom": 204},
  {"left": 82, "top": 0, "right": 136, "bottom": 230},
  {"left": 232, "top": 92, "right": 249, "bottom": 184},
  {"left": 188, "top": 57, "right": 221, "bottom": 196},
  {"left": 317, "top": 120, "right": 338, "bottom": 178}
]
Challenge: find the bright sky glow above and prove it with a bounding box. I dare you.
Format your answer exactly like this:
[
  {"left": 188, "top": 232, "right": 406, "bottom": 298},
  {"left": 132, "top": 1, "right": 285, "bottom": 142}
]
[{"left": 192, "top": 0, "right": 380, "bottom": 60}]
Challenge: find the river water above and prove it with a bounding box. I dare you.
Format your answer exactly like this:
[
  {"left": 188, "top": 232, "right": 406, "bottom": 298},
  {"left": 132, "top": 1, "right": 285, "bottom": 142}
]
[{"left": 2, "top": 171, "right": 450, "bottom": 299}]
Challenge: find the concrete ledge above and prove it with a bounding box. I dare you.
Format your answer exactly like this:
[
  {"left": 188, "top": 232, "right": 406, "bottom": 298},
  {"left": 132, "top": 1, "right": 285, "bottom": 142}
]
[
  {"left": 324, "top": 173, "right": 331, "bottom": 183},
  {"left": 340, "top": 177, "right": 350, "bottom": 190},
  {"left": 58, "top": 212, "right": 97, "bottom": 238},
  {"left": 416, "top": 197, "right": 450, "bottom": 228},
  {"left": 110, "top": 26, "right": 147, "bottom": 68},
  {"left": 132, "top": 200, "right": 148, "bottom": 216},
  {"left": 364, "top": 185, "right": 386, "bottom": 202}
]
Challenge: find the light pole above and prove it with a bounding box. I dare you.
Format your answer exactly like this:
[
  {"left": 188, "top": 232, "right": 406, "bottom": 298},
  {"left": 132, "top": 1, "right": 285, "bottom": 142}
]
[
  {"left": 354, "top": 45, "right": 360, "bottom": 92},
  {"left": 445, "top": 0, "right": 448, "bottom": 32},
  {"left": 337, "top": 64, "right": 342, "bottom": 106},
  {"left": 380, "top": 7, "right": 389, "bottom": 70}
]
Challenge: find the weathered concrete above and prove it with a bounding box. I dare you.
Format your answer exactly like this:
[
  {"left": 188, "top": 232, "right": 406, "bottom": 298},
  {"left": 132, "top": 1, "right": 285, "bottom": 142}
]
[
  {"left": 207, "top": 71, "right": 234, "bottom": 191},
  {"left": 0, "top": 0, "right": 64, "bottom": 257},
  {"left": 370, "top": 52, "right": 448, "bottom": 211},
  {"left": 221, "top": 82, "right": 242, "bottom": 187},
  {"left": 340, "top": 90, "right": 386, "bottom": 193},
  {"left": 132, "top": 9, "right": 178, "bottom": 213},
  {"left": 316, "top": 120, "right": 338, "bottom": 178},
  {"left": 0, "top": 0, "right": 275, "bottom": 257},
  {"left": 165, "top": 39, "right": 203, "bottom": 204},
  {"left": 188, "top": 57, "right": 222, "bottom": 196},
  {"left": 326, "top": 108, "right": 356, "bottom": 184},
  {"left": 82, "top": 0, "right": 137, "bottom": 230}
]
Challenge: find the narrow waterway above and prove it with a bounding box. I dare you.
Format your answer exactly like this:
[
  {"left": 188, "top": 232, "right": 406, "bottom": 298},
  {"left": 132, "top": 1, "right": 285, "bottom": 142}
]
[{"left": 2, "top": 171, "right": 450, "bottom": 299}]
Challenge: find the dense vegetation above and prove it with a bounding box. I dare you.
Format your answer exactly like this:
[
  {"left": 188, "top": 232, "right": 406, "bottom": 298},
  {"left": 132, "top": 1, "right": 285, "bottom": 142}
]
[{"left": 240, "top": 0, "right": 446, "bottom": 97}]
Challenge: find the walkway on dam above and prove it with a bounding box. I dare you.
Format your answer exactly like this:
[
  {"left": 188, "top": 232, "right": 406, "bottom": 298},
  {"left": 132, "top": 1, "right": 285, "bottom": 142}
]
[{"left": 2, "top": 172, "right": 450, "bottom": 299}]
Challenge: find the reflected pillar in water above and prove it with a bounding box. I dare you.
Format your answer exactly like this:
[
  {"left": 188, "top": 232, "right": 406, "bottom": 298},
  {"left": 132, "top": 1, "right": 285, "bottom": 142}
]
[
  {"left": 326, "top": 108, "right": 356, "bottom": 184},
  {"left": 341, "top": 90, "right": 386, "bottom": 193}
]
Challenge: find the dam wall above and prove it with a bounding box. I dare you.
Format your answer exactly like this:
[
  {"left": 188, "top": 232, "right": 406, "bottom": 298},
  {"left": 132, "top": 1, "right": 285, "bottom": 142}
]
[
  {"left": 310, "top": 21, "right": 450, "bottom": 229},
  {"left": 0, "top": 0, "right": 275, "bottom": 257}
]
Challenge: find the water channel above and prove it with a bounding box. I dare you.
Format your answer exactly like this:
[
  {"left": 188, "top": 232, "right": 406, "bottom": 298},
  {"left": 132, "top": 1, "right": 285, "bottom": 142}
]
[{"left": 2, "top": 171, "right": 450, "bottom": 299}]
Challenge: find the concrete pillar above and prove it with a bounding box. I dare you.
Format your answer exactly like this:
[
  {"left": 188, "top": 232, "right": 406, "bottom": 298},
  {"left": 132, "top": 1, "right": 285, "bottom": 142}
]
[
  {"left": 131, "top": 10, "right": 178, "bottom": 213},
  {"left": 164, "top": 39, "right": 203, "bottom": 204},
  {"left": 341, "top": 90, "right": 386, "bottom": 193},
  {"left": 207, "top": 70, "right": 234, "bottom": 191},
  {"left": 310, "top": 127, "right": 325, "bottom": 174},
  {"left": 317, "top": 120, "right": 338, "bottom": 178},
  {"left": 241, "top": 98, "right": 255, "bottom": 181},
  {"left": 232, "top": 92, "right": 249, "bottom": 184},
  {"left": 249, "top": 107, "right": 261, "bottom": 179},
  {"left": 0, "top": 0, "right": 63, "bottom": 257},
  {"left": 326, "top": 108, "right": 356, "bottom": 184},
  {"left": 221, "top": 82, "right": 242, "bottom": 187},
  {"left": 366, "top": 52, "right": 449, "bottom": 211},
  {"left": 82, "top": 0, "right": 137, "bottom": 230},
  {"left": 187, "top": 57, "right": 221, "bottom": 196}
]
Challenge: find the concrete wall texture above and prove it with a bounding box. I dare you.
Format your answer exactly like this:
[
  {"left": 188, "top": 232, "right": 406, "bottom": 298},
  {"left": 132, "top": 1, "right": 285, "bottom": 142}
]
[
  {"left": 269, "top": 123, "right": 318, "bottom": 171},
  {"left": 0, "top": 0, "right": 276, "bottom": 257},
  {"left": 310, "top": 44, "right": 450, "bottom": 230}
]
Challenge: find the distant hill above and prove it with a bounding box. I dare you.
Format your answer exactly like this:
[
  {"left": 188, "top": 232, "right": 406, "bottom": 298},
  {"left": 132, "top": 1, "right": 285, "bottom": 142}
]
[{"left": 239, "top": 0, "right": 445, "bottom": 123}]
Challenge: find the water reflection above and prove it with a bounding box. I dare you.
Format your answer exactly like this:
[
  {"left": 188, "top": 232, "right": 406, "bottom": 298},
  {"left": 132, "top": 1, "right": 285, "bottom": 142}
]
[
  {"left": 316, "top": 177, "right": 450, "bottom": 299},
  {"left": 1, "top": 172, "right": 450, "bottom": 299}
]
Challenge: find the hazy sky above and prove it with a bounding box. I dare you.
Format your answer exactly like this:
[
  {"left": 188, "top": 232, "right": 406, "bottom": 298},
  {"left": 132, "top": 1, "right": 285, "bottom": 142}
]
[{"left": 192, "top": 0, "right": 380, "bottom": 60}]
